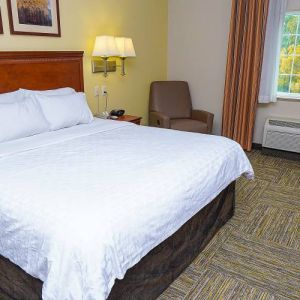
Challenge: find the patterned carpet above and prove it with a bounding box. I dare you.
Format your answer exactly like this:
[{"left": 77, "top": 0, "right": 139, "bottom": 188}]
[{"left": 158, "top": 150, "right": 300, "bottom": 300}]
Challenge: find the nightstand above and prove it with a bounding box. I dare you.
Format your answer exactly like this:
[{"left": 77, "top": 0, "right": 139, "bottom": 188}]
[{"left": 116, "top": 115, "right": 142, "bottom": 125}]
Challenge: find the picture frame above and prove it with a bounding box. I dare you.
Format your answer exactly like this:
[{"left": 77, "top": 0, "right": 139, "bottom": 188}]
[
  {"left": 6, "top": 0, "right": 61, "bottom": 37},
  {"left": 0, "top": 8, "right": 3, "bottom": 34}
]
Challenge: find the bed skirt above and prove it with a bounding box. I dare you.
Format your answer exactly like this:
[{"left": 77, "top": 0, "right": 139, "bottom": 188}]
[{"left": 0, "top": 182, "right": 235, "bottom": 300}]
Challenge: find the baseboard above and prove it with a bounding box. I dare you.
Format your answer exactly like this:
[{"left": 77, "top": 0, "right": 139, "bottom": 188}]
[
  {"left": 252, "top": 143, "right": 262, "bottom": 150},
  {"left": 262, "top": 147, "right": 300, "bottom": 161}
]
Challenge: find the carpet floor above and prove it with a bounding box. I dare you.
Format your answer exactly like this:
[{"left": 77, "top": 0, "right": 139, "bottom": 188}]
[{"left": 158, "top": 150, "right": 300, "bottom": 300}]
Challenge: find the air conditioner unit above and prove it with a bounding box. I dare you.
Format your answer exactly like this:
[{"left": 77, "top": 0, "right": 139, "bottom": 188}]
[{"left": 263, "top": 117, "right": 300, "bottom": 153}]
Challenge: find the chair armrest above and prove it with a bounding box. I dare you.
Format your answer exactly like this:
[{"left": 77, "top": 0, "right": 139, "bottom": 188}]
[
  {"left": 192, "top": 110, "right": 214, "bottom": 133},
  {"left": 149, "top": 112, "right": 170, "bottom": 128}
]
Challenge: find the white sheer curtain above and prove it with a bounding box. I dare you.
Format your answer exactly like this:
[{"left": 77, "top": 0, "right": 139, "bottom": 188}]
[{"left": 259, "top": 0, "right": 287, "bottom": 103}]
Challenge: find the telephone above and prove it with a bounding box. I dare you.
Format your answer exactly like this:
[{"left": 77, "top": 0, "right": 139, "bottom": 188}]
[{"left": 110, "top": 109, "right": 125, "bottom": 117}]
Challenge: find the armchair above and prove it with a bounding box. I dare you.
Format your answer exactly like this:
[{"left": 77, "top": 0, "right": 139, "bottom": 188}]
[{"left": 149, "top": 81, "right": 214, "bottom": 134}]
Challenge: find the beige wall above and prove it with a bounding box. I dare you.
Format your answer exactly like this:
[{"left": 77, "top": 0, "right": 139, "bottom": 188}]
[
  {"left": 168, "top": 0, "right": 300, "bottom": 142},
  {"left": 0, "top": 0, "right": 168, "bottom": 124},
  {"left": 168, "top": 0, "right": 232, "bottom": 135}
]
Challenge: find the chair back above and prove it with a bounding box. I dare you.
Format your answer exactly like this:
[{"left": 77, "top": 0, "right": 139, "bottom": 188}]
[{"left": 149, "top": 81, "right": 192, "bottom": 119}]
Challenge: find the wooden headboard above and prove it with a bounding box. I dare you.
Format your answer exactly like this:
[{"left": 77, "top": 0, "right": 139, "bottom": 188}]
[{"left": 0, "top": 51, "right": 84, "bottom": 93}]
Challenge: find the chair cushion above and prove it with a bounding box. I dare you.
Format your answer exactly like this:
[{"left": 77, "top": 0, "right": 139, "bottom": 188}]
[
  {"left": 170, "top": 119, "right": 208, "bottom": 133},
  {"left": 149, "top": 81, "right": 192, "bottom": 119}
]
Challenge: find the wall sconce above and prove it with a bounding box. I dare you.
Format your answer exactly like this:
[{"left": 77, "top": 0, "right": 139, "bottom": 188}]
[
  {"left": 92, "top": 35, "right": 136, "bottom": 77},
  {"left": 115, "top": 37, "right": 136, "bottom": 76},
  {"left": 92, "top": 35, "right": 120, "bottom": 77}
]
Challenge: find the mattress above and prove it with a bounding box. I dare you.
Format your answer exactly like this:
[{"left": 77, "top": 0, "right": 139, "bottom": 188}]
[{"left": 0, "top": 119, "right": 254, "bottom": 300}]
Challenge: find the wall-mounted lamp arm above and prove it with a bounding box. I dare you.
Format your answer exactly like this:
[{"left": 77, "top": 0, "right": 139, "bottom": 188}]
[
  {"left": 103, "top": 57, "right": 108, "bottom": 77},
  {"left": 120, "top": 57, "right": 126, "bottom": 76}
]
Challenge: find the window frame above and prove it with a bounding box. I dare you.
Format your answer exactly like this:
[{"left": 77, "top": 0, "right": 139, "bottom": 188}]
[{"left": 277, "top": 11, "right": 300, "bottom": 100}]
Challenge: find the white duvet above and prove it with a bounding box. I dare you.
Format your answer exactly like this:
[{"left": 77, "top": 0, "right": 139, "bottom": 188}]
[{"left": 0, "top": 119, "right": 254, "bottom": 300}]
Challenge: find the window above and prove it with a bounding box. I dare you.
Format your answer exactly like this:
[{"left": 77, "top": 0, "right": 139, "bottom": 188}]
[{"left": 278, "top": 13, "right": 300, "bottom": 97}]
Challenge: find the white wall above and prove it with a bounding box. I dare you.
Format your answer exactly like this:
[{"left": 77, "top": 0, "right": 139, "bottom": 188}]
[
  {"left": 288, "top": 0, "right": 300, "bottom": 11},
  {"left": 168, "top": 0, "right": 232, "bottom": 134},
  {"left": 168, "top": 0, "right": 300, "bottom": 142}
]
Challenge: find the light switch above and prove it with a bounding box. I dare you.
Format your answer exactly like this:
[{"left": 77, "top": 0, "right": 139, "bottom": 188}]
[{"left": 94, "top": 86, "right": 99, "bottom": 97}]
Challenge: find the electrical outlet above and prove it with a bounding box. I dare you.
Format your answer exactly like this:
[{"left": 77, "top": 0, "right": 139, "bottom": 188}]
[
  {"left": 94, "top": 86, "right": 99, "bottom": 97},
  {"left": 101, "top": 85, "right": 107, "bottom": 96}
]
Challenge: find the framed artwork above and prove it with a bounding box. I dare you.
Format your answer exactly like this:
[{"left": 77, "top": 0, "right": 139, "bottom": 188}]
[
  {"left": 6, "top": 0, "right": 61, "bottom": 37},
  {"left": 0, "top": 8, "right": 3, "bottom": 34}
]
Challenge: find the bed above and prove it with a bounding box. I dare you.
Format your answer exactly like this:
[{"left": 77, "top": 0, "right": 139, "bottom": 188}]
[{"left": 0, "top": 51, "right": 254, "bottom": 300}]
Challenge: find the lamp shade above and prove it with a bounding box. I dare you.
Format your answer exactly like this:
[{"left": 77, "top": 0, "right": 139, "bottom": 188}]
[
  {"left": 92, "top": 36, "right": 120, "bottom": 57},
  {"left": 115, "top": 37, "right": 136, "bottom": 58}
]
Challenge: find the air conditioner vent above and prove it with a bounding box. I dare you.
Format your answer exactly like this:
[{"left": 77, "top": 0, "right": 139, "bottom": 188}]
[
  {"left": 269, "top": 119, "right": 300, "bottom": 129},
  {"left": 263, "top": 117, "right": 300, "bottom": 153}
]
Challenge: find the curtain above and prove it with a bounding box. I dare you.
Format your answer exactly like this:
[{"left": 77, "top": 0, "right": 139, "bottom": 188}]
[
  {"left": 259, "top": 0, "right": 287, "bottom": 103},
  {"left": 222, "top": 0, "right": 270, "bottom": 151}
]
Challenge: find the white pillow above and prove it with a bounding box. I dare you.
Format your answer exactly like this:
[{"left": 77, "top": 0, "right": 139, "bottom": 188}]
[
  {"left": 0, "top": 90, "right": 24, "bottom": 104},
  {"left": 20, "top": 87, "right": 76, "bottom": 97},
  {"left": 0, "top": 98, "right": 50, "bottom": 143},
  {"left": 35, "top": 92, "right": 94, "bottom": 131}
]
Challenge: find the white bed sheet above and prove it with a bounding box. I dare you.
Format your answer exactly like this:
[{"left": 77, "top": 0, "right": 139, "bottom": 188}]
[{"left": 0, "top": 119, "right": 254, "bottom": 300}]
